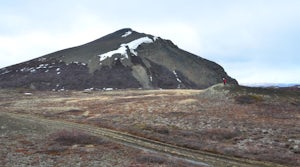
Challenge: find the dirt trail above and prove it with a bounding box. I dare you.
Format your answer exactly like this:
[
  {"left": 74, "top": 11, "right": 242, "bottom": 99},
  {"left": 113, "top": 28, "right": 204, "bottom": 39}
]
[{"left": 0, "top": 111, "right": 286, "bottom": 167}]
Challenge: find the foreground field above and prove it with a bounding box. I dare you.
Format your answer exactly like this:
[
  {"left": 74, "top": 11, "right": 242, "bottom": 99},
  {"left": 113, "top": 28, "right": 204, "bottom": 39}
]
[{"left": 0, "top": 84, "right": 299, "bottom": 166}]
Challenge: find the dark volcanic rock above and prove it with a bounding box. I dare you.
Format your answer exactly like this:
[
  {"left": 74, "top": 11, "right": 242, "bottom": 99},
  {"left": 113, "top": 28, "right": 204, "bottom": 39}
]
[{"left": 0, "top": 28, "right": 238, "bottom": 90}]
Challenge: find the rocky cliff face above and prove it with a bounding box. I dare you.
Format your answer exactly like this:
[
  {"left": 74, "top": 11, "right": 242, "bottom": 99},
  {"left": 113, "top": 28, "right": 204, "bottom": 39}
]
[{"left": 0, "top": 28, "right": 238, "bottom": 90}]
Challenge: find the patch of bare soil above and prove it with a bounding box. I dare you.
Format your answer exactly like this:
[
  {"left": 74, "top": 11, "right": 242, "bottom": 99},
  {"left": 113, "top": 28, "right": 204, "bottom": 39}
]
[{"left": 0, "top": 86, "right": 299, "bottom": 166}]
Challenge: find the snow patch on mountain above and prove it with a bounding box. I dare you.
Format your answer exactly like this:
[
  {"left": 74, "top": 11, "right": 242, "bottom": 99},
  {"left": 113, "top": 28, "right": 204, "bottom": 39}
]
[
  {"left": 38, "top": 57, "right": 47, "bottom": 62},
  {"left": 173, "top": 70, "right": 182, "bottom": 88},
  {"left": 0, "top": 70, "right": 10, "bottom": 75},
  {"left": 36, "top": 64, "right": 49, "bottom": 69},
  {"left": 121, "top": 31, "right": 132, "bottom": 37},
  {"left": 98, "top": 37, "right": 154, "bottom": 62},
  {"left": 173, "top": 70, "right": 182, "bottom": 83},
  {"left": 153, "top": 36, "right": 159, "bottom": 41}
]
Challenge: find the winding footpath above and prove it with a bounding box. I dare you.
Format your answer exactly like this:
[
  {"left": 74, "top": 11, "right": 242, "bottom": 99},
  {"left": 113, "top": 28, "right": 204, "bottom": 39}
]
[{"left": 1, "top": 112, "right": 286, "bottom": 167}]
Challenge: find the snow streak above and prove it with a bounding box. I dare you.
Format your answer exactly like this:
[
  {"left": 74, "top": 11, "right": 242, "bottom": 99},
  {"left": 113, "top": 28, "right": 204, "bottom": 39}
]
[{"left": 98, "top": 37, "right": 154, "bottom": 62}]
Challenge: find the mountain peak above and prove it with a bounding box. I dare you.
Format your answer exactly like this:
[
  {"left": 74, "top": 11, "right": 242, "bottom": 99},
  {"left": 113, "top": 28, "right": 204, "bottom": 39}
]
[
  {"left": 0, "top": 29, "right": 238, "bottom": 90},
  {"left": 115, "top": 28, "right": 133, "bottom": 34},
  {"left": 100, "top": 28, "right": 145, "bottom": 40}
]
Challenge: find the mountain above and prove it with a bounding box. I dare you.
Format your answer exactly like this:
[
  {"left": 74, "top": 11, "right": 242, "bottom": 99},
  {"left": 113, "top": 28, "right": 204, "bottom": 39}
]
[{"left": 0, "top": 28, "right": 238, "bottom": 90}]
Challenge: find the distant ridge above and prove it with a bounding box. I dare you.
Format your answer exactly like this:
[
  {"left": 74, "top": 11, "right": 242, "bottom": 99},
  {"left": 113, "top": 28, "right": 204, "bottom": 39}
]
[
  {"left": 241, "top": 83, "right": 299, "bottom": 88},
  {"left": 0, "top": 28, "right": 238, "bottom": 90}
]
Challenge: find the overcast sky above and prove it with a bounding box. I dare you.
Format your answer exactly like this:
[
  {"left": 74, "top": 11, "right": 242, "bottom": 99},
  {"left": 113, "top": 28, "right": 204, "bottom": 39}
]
[{"left": 1, "top": 0, "right": 300, "bottom": 85}]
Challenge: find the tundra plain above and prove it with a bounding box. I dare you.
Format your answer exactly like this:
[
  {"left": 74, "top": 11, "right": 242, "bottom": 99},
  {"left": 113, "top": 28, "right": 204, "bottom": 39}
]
[{"left": 0, "top": 84, "right": 299, "bottom": 166}]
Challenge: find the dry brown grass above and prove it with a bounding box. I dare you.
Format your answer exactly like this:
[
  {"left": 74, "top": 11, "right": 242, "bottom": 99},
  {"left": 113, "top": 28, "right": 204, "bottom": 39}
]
[
  {"left": 1, "top": 87, "right": 299, "bottom": 166},
  {"left": 178, "top": 98, "right": 199, "bottom": 105},
  {"left": 235, "top": 94, "right": 264, "bottom": 104},
  {"left": 50, "top": 129, "right": 107, "bottom": 146}
]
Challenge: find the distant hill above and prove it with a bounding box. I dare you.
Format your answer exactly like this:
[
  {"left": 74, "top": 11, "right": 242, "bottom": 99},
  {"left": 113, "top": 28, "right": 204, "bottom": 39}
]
[
  {"left": 0, "top": 28, "right": 238, "bottom": 90},
  {"left": 242, "top": 83, "right": 299, "bottom": 88}
]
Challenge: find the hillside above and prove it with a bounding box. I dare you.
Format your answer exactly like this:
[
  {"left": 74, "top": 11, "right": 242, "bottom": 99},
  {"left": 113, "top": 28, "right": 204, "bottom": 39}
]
[{"left": 0, "top": 28, "right": 237, "bottom": 90}]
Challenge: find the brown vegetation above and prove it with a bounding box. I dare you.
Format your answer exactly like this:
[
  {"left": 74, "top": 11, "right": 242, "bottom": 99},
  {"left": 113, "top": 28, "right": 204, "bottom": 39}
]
[
  {"left": 0, "top": 85, "right": 299, "bottom": 166},
  {"left": 50, "top": 129, "right": 107, "bottom": 146}
]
